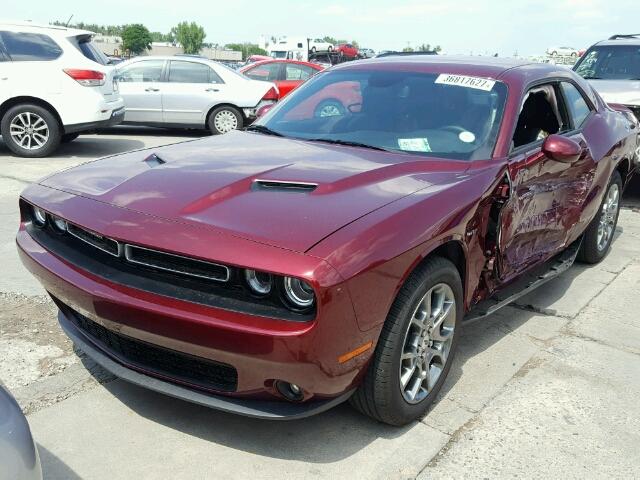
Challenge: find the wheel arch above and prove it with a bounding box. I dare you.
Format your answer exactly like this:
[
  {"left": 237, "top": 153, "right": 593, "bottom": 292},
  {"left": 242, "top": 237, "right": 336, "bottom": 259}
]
[
  {"left": 205, "top": 103, "right": 246, "bottom": 127},
  {"left": 615, "top": 157, "right": 631, "bottom": 187},
  {"left": 0, "top": 96, "right": 64, "bottom": 131}
]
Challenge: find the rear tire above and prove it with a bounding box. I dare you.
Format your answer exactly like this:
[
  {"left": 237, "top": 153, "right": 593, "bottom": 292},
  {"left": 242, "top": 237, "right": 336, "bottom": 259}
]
[
  {"left": 350, "top": 256, "right": 463, "bottom": 426},
  {"left": 207, "top": 106, "right": 243, "bottom": 135},
  {"left": 1, "top": 104, "right": 61, "bottom": 158},
  {"left": 578, "top": 170, "right": 622, "bottom": 264}
]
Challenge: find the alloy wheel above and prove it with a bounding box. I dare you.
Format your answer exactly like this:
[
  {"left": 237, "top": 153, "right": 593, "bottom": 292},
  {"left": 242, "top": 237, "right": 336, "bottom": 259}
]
[
  {"left": 9, "top": 112, "right": 49, "bottom": 150},
  {"left": 399, "top": 283, "right": 456, "bottom": 404},
  {"left": 214, "top": 110, "right": 238, "bottom": 134},
  {"left": 597, "top": 182, "right": 619, "bottom": 251}
]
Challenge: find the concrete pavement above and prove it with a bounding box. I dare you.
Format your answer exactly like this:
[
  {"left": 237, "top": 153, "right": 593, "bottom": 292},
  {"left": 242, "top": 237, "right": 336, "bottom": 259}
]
[{"left": 1, "top": 130, "right": 639, "bottom": 479}]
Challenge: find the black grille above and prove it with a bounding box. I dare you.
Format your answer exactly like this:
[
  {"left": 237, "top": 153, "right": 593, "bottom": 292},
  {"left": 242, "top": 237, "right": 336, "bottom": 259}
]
[
  {"left": 67, "top": 307, "right": 238, "bottom": 392},
  {"left": 68, "top": 223, "right": 120, "bottom": 256}
]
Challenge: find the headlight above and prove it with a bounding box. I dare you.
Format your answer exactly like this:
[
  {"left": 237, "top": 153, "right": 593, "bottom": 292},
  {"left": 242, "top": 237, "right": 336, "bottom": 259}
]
[
  {"left": 52, "top": 216, "right": 67, "bottom": 233},
  {"left": 283, "top": 277, "right": 315, "bottom": 308},
  {"left": 32, "top": 206, "right": 47, "bottom": 227},
  {"left": 245, "top": 269, "right": 273, "bottom": 295}
]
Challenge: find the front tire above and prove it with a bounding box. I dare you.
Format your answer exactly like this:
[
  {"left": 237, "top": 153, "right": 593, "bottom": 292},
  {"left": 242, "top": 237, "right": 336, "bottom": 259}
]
[
  {"left": 207, "top": 106, "right": 243, "bottom": 135},
  {"left": 578, "top": 170, "right": 622, "bottom": 264},
  {"left": 350, "top": 256, "right": 462, "bottom": 426},
  {"left": 1, "top": 104, "right": 61, "bottom": 157}
]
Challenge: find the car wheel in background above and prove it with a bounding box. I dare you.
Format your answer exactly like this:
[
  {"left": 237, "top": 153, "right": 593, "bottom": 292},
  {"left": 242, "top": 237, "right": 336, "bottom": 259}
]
[
  {"left": 350, "top": 256, "right": 463, "bottom": 426},
  {"left": 208, "top": 106, "right": 243, "bottom": 135},
  {"left": 1, "top": 104, "right": 61, "bottom": 158},
  {"left": 328, "top": 46, "right": 333, "bottom": 52},
  {"left": 311, "top": 46, "right": 317, "bottom": 53},
  {"left": 571, "top": 52, "right": 577, "bottom": 57},
  {"left": 578, "top": 170, "right": 622, "bottom": 264},
  {"left": 551, "top": 50, "right": 557, "bottom": 56},
  {"left": 61, "top": 133, "right": 80, "bottom": 143},
  {"left": 314, "top": 99, "right": 345, "bottom": 118}
]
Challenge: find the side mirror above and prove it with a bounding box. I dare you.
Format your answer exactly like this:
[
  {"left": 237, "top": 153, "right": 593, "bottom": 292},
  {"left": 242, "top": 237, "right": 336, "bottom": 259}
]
[
  {"left": 542, "top": 134, "right": 583, "bottom": 163},
  {"left": 256, "top": 104, "right": 275, "bottom": 118}
]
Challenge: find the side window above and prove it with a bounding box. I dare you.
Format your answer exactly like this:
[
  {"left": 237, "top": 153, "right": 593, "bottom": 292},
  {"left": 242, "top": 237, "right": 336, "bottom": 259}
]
[
  {"left": 0, "top": 32, "right": 62, "bottom": 61},
  {"left": 117, "top": 60, "right": 164, "bottom": 82},
  {"left": 285, "top": 64, "right": 315, "bottom": 81},
  {"left": 512, "top": 85, "right": 564, "bottom": 150},
  {"left": 560, "top": 82, "right": 592, "bottom": 129},
  {"left": 168, "top": 61, "right": 213, "bottom": 83},
  {"left": 244, "top": 63, "right": 281, "bottom": 81}
]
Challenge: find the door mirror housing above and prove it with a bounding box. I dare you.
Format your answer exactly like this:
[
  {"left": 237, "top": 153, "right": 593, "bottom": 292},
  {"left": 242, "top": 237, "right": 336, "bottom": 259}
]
[{"left": 542, "top": 134, "right": 583, "bottom": 163}]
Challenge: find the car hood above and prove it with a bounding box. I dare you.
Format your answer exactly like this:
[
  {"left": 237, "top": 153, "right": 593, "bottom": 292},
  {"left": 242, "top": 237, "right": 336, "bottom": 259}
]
[
  {"left": 587, "top": 79, "right": 640, "bottom": 106},
  {"left": 40, "top": 131, "right": 470, "bottom": 252}
]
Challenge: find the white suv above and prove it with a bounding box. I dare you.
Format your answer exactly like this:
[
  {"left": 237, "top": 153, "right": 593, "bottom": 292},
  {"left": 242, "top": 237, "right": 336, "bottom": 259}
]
[{"left": 0, "top": 23, "right": 124, "bottom": 157}]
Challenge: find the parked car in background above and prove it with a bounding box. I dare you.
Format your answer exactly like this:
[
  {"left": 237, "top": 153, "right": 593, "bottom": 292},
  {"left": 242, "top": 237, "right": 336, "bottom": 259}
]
[
  {"left": 335, "top": 43, "right": 359, "bottom": 59},
  {"left": 309, "top": 39, "right": 334, "bottom": 53},
  {"left": 573, "top": 34, "right": 640, "bottom": 121},
  {"left": 242, "top": 54, "right": 271, "bottom": 67},
  {"left": 546, "top": 46, "right": 579, "bottom": 57},
  {"left": 17, "top": 57, "right": 638, "bottom": 427},
  {"left": 359, "top": 48, "right": 375, "bottom": 58},
  {"left": 0, "top": 23, "right": 124, "bottom": 157},
  {"left": 115, "top": 56, "right": 278, "bottom": 134},
  {"left": 240, "top": 59, "right": 323, "bottom": 98},
  {"left": 0, "top": 385, "right": 42, "bottom": 480}
]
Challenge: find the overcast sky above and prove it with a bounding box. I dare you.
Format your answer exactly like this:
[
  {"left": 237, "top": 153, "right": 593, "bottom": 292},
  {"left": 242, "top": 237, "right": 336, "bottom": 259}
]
[{"left": 4, "top": 0, "right": 640, "bottom": 56}]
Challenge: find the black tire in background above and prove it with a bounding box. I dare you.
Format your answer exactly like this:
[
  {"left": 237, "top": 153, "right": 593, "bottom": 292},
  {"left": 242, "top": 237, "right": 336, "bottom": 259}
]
[
  {"left": 207, "top": 106, "right": 243, "bottom": 135},
  {"left": 1, "top": 104, "right": 61, "bottom": 158},
  {"left": 578, "top": 170, "right": 623, "bottom": 264},
  {"left": 350, "top": 256, "right": 463, "bottom": 426}
]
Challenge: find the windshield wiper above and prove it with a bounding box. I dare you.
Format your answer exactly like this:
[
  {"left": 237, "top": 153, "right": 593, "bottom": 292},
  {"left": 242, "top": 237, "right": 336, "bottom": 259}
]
[
  {"left": 307, "top": 138, "right": 391, "bottom": 152},
  {"left": 245, "top": 125, "right": 283, "bottom": 137},
  {"left": 581, "top": 76, "right": 603, "bottom": 79}
]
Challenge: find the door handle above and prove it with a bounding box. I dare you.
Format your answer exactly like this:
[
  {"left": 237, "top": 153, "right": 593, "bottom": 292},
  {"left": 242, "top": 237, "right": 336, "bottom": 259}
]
[
  {"left": 145, "top": 87, "right": 160, "bottom": 92},
  {"left": 205, "top": 88, "right": 219, "bottom": 92}
]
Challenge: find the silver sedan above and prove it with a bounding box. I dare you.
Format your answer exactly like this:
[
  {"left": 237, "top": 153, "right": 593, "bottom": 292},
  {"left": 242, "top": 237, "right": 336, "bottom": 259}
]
[{"left": 115, "top": 56, "right": 278, "bottom": 134}]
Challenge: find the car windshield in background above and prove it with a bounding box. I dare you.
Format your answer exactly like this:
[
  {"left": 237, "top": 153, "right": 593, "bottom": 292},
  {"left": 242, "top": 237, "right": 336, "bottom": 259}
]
[
  {"left": 574, "top": 45, "right": 640, "bottom": 80},
  {"left": 257, "top": 69, "right": 507, "bottom": 160}
]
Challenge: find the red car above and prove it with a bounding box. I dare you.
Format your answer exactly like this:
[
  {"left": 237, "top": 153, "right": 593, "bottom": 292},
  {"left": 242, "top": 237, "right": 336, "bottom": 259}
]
[
  {"left": 17, "top": 57, "right": 639, "bottom": 425},
  {"left": 240, "top": 60, "right": 324, "bottom": 98},
  {"left": 335, "top": 43, "right": 359, "bottom": 59}
]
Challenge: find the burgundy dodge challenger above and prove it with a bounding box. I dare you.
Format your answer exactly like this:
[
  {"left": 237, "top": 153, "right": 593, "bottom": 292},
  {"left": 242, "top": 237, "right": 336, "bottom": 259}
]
[{"left": 17, "top": 57, "right": 639, "bottom": 425}]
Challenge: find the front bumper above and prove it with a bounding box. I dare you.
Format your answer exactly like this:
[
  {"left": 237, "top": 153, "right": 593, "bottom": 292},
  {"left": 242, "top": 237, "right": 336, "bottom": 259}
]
[{"left": 58, "top": 309, "right": 353, "bottom": 419}]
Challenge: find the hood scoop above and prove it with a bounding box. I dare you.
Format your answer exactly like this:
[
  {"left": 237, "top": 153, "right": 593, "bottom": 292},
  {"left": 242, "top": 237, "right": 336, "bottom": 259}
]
[
  {"left": 252, "top": 179, "right": 318, "bottom": 193},
  {"left": 144, "top": 153, "right": 166, "bottom": 168}
]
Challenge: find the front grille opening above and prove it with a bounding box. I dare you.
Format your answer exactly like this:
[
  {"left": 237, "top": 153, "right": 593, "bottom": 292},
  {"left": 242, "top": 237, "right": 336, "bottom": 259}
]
[
  {"left": 61, "top": 302, "right": 238, "bottom": 393},
  {"left": 67, "top": 223, "right": 121, "bottom": 257},
  {"left": 124, "top": 244, "right": 230, "bottom": 282}
]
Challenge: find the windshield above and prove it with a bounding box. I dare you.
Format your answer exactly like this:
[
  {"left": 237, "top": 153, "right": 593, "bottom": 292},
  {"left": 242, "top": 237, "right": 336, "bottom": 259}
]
[
  {"left": 256, "top": 69, "right": 508, "bottom": 160},
  {"left": 574, "top": 45, "right": 640, "bottom": 80}
]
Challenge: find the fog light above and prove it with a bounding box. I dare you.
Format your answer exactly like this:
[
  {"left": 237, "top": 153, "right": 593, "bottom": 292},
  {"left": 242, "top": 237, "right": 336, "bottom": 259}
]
[
  {"left": 276, "top": 381, "right": 304, "bottom": 401},
  {"left": 283, "top": 277, "right": 315, "bottom": 309},
  {"left": 245, "top": 269, "right": 273, "bottom": 295},
  {"left": 32, "top": 206, "right": 46, "bottom": 227},
  {"left": 52, "top": 216, "right": 67, "bottom": 233}
]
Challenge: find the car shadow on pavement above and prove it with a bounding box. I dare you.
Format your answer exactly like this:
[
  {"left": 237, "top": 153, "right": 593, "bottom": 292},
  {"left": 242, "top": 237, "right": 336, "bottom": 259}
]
[
  {"left": 94, "top": 378, "right": 409, "bottom": 463},
  {"left": 37, "top": 443, "right": 82, "bottom": 480}
]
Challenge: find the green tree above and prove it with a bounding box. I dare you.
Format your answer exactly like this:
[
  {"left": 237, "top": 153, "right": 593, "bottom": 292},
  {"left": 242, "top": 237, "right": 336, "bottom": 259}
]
[
  {"left": 173, "top": 21, "right": 206, "bottom": 54},
  {"left": 121, "top": 24, "right": 152, "bottom": 55},
  {"left": 225, "top": 43, "right": 267, "bottom": 60},
  {"left": 150, "top": 31, "right": 175, "bottom": 43},
  {"left": 402, "top": 46, "right": 414, "bottom": 52}
]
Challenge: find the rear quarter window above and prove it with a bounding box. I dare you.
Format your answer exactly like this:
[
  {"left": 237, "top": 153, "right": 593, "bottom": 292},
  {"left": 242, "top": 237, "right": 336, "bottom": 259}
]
[{"left": 0, "top": 31, "right": 62, "bottom": 61}]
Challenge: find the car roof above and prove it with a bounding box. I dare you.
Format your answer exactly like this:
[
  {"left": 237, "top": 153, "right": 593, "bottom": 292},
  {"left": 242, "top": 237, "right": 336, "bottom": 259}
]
[
  {"left": 332, "top": 55, "right": 551, "bottom": 79},
  {"left": 0, "top": 21, "right": 94, "bottom": 37},
  {"left": 595, "top": 36, "right": 640, "bottom": 47},
  {"left": 245, "top": 59, "right": 322, "bottom": 68}
]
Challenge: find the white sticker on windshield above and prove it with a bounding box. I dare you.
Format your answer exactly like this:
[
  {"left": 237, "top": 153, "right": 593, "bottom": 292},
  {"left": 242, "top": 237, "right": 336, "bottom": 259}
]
[
  {"left": 459, "top": 131, "right": 476, "bottom": 143},
  {"left": 435, "top": 74, "right": 496, "bottom": 91},
  {"left": 398, "top": 138, "right": 432, "bottom": 152}
]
